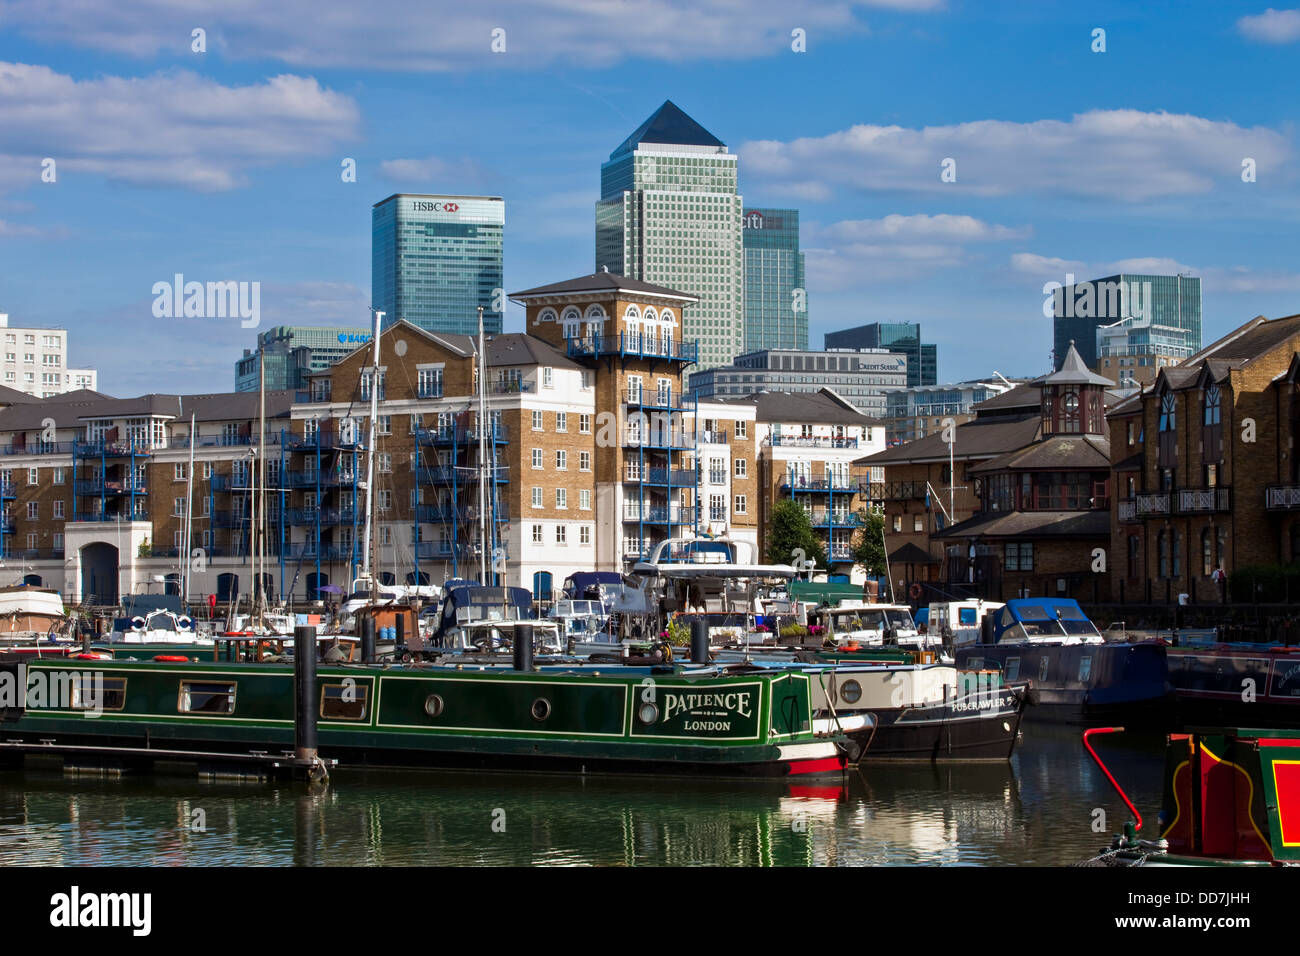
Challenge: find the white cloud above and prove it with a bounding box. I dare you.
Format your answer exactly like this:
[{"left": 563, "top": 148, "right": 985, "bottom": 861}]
[
  {"left": 1238, "top": 8, "right": 1300, "bottom": 43},
  {"left": 1009, "top": 253, "right": 1088, "bottom": 276},
  {"left": 378, "top": 156, "right": 492, "bottom": 186},
  {"left": 1009, "top": 252, "right": 1300, "bottom": 295},
  {"left": 741, "top": 110, "right": 1291, "bottom": 201},
  {"left": 0, "top": 63, "right": 360, "bottom": 192},
  {"left": 0, "top": 1, "right": 943, "bottom": 71},
  {"left": 818, "top": 213, "right": 1029, "bottom": 241}
]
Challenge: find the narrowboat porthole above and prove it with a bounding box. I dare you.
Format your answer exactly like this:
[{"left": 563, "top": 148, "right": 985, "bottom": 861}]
[
  {"left": 424, "top": 694, "right": 445, "bottom": 717},
  {"left": 840, "top": 680, "right": 862, "bottom": 705},
  {"left": 1078, "top": 656, "right": 1093, "bottom": 683},
  {"left": 1005, "top": 657, "right": 1020, "bottom": 681},
  {"left": 638, "top": 702, "right": 659, "bottom": 724},
  {"left": 531, "top": 698, "right": 552, "bottom": 721},
  {"left": 1038, "top": 657, "right": 1050, "bottom": 682}
]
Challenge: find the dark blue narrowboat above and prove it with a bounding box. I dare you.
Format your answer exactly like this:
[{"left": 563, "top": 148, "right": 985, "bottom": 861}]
[{"left": 954, "top": 598, "right": 1171, "bottom": 725}]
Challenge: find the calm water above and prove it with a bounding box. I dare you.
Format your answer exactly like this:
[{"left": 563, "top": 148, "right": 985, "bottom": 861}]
[{"left": 0, "top": 725, "right": 1166, "bottom": 866}]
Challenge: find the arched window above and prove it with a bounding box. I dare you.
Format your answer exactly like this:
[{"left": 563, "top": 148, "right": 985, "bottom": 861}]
[
  {"left": 536, "top": 307, "right": 558, "bottom": 326},
  {"left": 406, "top": 570, "right": 431, "bottom": 585},
  {"left": 660, "top": 308, "right": 675, "bottom": 326},
  {"left": 642, "top": 306, "right": 658, "bottom": 322}
]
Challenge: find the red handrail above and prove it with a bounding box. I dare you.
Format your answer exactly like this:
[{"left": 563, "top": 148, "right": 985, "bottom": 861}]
[{"left": 1082, "top": 726, "right": 1142, "bottom": 832}]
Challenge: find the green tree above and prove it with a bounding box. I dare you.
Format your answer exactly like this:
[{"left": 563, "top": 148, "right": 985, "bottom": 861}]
[
  {"left": 766, "top": 500, "right": 826, "bottom": 569},
  {"left": 851, "top": 508, "right": 888, "bottom": 577}
]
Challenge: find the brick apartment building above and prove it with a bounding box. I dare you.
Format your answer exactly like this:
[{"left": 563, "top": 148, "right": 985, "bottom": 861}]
[
  {"left": 0, "top": 270, "right": 884, "bottom": 607},
  {"left": 1110, "top": 312, "right": 1300, "bottom": 603}
]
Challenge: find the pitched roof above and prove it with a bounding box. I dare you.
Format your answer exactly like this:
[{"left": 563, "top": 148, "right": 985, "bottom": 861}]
[
  {"left": 889, "top": 542, "right": 939, "bottom": 565},
  {"left": 1042, "top": 341, "right": 1114, "bottom": 386},
  {"left": 935, "top": 509, "right": 1111, "bottom": 540},
  {"left": 485, "top": 333, "right": 582, "bottom": 372},
  {"left": 969, "top": 434, "right": 1111, "bottom": 474},
  {"left": 717, "top": 388, "right": 881, "bottom": 427},
  {"left": 509, "top": 271, "right": 696, "bottom": 303},
  {"left": 0, "top": 384, "right": 38, "bottom": 405},
  {"left": 972, "top": 383, "right": 1042, "bottom": 414},
  {"left": 1186, "top": 312, "right": 1300, "bottom": 366},
  {"left": 858, "top": 414, "right": 1041, "bottom": 465},
  {"left": 0, "top": 389, "right": 297, "bottom": 432},
  {"left": 611, "top": 100, "right": 725, "bottom": 158}
]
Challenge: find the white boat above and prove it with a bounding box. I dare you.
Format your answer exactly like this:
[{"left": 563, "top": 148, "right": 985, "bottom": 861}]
[
  {"left": 108, "top": 608, "right": 213, "bottom": 645},
  {"left": 0, "top": 584, "right": 67, "bottom": 641},
  {"left": 810, "top": 601, "right": 928, "bottom": 651}
]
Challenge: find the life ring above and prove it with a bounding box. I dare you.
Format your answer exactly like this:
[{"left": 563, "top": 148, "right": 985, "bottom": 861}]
[
  {"left": 130, "top": 616, "right": 146, "bottom": 632},
  {"left": 177, "top": 616, "right": 193, "bottom": 630},
  {"left": 75, "top": 652, "right": 112, "bottom": 660},
  {"left": 908, "top": 583, "right": 923, "bottom": 601},
  {"left": 153, "top": 655, "right": 189, "bottom": 662}
]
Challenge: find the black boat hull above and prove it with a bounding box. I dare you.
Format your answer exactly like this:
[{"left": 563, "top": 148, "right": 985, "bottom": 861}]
[{"left": 848, "top": 687, "right": 1025, "bottom": 761}]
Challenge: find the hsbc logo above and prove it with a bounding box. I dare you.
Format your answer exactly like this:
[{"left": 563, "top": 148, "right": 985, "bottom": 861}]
[{"left": 413, "top": 200, "right": 459, "bottom": 213}]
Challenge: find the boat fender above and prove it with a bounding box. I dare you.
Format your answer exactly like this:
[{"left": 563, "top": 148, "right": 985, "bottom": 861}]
[
  {"left": 130, "top": 616, "right": 146, "bottom": 632},
  {"left": 836, "top": 739, "right": 862, "bottom": 763},
  {"left": 153, "top": 655, "right": 190, "bottom": 662},
  {"left": 177, "top": 616, "right": 193, "bottom": 630},
  {"left": 75, "top": 652, "right": 111, "bottom": 660}
]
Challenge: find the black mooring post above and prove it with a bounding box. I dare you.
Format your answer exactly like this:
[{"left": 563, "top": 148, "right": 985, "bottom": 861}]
[
  {"left": 514, "top": 624, "right": 534, "bottom": 671},
  {"left": 395, "top": 612, "right": 406, "bottom": 653},
  {"left": 294, "top": 625, "right": 318, "bottom": 762},
  {"left": 360, "top": 614, "right": 375, "bottom": 664},
  {"left": 690, "top": 617, "right": 709, "bottom": 663}
]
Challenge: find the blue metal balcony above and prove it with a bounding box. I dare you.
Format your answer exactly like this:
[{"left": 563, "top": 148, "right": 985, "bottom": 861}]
[
  {"left": 74, "top": 478, "right": 147, "bottom": 496},
  {"left": 622, "top": 505, "right": 697, "bottom": 525},
  {"left": 415, "top": 425, "right": 509, "bottom": 446},
  {"left": 625, "top": 388, "right": 687, "bottom": 409},
  {"left": 3, "top": 441, "right": 76, "bottom": 455},
  {"left": 629, "top": 466, "right": 698, "bottom": 487},
  {"left": 0, "top": 482, "right": 13, "bottom": 500},
  {"left": 566, "top": 333, "right": 698, "bottom": 364},
  {"left": 74, "top": 440, "right": 153, "bottom": 458},
  {"left": 783, "top": 474, "right": 860, "bottom": 493},
  {"left": 417, "top": 465, "right": 508, "bottom": 485}
]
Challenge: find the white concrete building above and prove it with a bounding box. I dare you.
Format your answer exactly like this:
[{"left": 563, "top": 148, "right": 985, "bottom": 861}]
[{"left": 0, "top": 313, "right": 98, "bottom": 398}]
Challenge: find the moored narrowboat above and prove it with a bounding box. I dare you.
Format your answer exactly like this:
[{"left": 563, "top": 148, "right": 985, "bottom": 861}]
[{"left": 0, "top": 655, "right": 855, "bottom": 779}]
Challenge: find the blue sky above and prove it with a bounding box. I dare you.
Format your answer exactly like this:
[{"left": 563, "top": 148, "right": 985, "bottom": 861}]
[{"left": 1, "top": 0, "right": 1298, "bottom": 395}]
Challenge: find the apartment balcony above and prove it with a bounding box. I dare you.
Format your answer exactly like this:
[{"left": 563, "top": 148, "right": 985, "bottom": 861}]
[
  {"left": 2, "top": 440, "right": 76, "bottom": 456},
  {"left": 1266, "top": 484, "right": 1300, "bottom": 511},
  {"left": 197, "top": 434, "right": 279, "bottom": 449},
  {"left": 1135, "top": 492, "right": 1171, "bottom": 517},
  {"left": 0, "top": 515, "right": 14, "bottom": 534},
  {"left": 625, "top": 388, "right": 686, "bottom": 410},
  {"left": 1117, "top": 498, "right": 1138, "bottom": 523},
  {"left": 283, "top": 543, "right": 356, "bottom": 561},
  {"left": 622, "top": 505, "right": 697, "bottom": 525},
  {"left": 697, "top": 430, "right": 728, "bottom": 445},
  {"left": 828, "top": 546, "right": 855, "bottom": 563},
  {"left": 488, "top": 380, "right": 533, "bottom": 395},
  {"left": 1177, "top": 487, "right": 1231, "bottom": 514},
  {"left": 417, "top": 465, "right": 509, "bottom": 485},
  {"left": 415, "top": 541, "right": 455, "bottom": 559},
  {"left": 623, "top": 430, "right": 694, "bottom": 450},
  {"left": 74, "top": 512, "right": 149, "bottom": 523},
  {"left": 764, "top": 435, "right": 858, "bottom": 450},
  {"left": 566, "top": 333, "right": 698, "bottom": 364},
  {"left": 74, "top": 478, "right": 148, "bottom": 496},
  {"left": 862, "top": 480, "right": 927, "bottom": 501},
  {"left": 627, "top": 466, "right": 697, "bottom": 486},
  {"left": 74, "top": 440, "right": 153, "bottom": 459},
  {"left": 806, "top": 510, "right": 861, "bottom": 528},
  {"left": 0, "top": 482, "right": 13, "bottom": 500},
  {"left": 416, "top": 425, "right": 509, "bottom": 446},
  {"left": 784, "top": 474, "right": 858, "bottom": 493},
  {"left": 211, "top": 510, "right": 251, "bottom": 529}
]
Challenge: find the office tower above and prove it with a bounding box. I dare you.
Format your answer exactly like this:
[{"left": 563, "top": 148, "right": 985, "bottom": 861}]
[
  {"left": 1051, "top": 273, "right": 1201, "bottom": 370},
  {"left": 372, "top": 194, "right": 505, "bottom": 335},
  {"left": 742, "top": 208, "right": 806, "bottom": 352},
  {"left": 595, "top": 101, "right": 743, "bottom": 372},
  {"left": 824, "top": 322, "right": 937, "bottom": 387}
]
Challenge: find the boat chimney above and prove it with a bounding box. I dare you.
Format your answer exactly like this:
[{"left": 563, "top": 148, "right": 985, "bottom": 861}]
[
  {"left": 293, "top": 625, "right": 319, "bottom": 763},
  {"left": 360, "top": 614, "right": 376, "bottom": 663},
  {"left": 690, "top": 618, "right": 710, "bottom": 664},
  {"left": 513, "top": 624, "right": 534, "bottom": 671}
]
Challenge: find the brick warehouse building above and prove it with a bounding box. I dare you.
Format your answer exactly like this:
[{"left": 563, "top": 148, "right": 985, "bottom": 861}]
[
  {"left": 0, "top": 271, "right": 882, "bottom": 607},
  {"left": 1110, "top": 312, "right": 1300, "bottom": 603},
  {"left": 859, "top": 345, "right": 1120, "bottom": 602}
]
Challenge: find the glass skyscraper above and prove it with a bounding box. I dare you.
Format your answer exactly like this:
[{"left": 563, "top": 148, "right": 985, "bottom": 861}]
[
  {"left": 596, "top": 101, "right": 744, "bottom": 372},
  {"left": 824, "top": 322, "right": 937, "bottom": 387},
  {"left": 235, "top": 325, "right": 369, "bottom": 392},
  {"left": 372, "top": 194, "right": 505, "bottom": 336},
  {"left": 742, "top": 208, "right": 806, "bottom": 352},
  {"left": 1051, "top": 273, "right": 1201, "bottom": 371}
]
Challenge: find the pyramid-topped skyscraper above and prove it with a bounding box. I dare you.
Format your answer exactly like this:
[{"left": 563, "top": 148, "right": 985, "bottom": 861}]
[{"left": 596, "top": 101, "right": 744, "bottom": 375}]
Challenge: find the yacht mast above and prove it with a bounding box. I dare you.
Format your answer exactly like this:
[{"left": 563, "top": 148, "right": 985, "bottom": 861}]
[
  {"left": 476, "top": 305, "right": 488, "bottom": 586},
  {"left": 257, "top": 357, "right": 267, "bottom": 625},
  {"left": 361, "top": 310, "right": 383, "bottom": 597},
  {"left": 182, "top": 411, "right": 195, "bottom": 606}
]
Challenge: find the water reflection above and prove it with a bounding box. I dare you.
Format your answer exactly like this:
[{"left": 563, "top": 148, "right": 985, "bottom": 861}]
[{"left": 0, "top": 729, "right": 1166, "bottom": 866}]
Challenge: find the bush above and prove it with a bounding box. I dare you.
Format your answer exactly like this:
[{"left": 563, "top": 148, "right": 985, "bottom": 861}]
[
  {"left": 1228, "top": 563, "right": 1300, "bottom": 603},
  {"left": 780, "top": 623, "right": 808, "bottom": 640},
  {"left": 661, "top": 618, "right": 691, "bottom": 647}
]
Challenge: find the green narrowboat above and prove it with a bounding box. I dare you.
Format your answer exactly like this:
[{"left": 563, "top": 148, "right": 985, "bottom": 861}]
[{"left": 0, "top": 656, "right": 854, "bottom": 779}]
